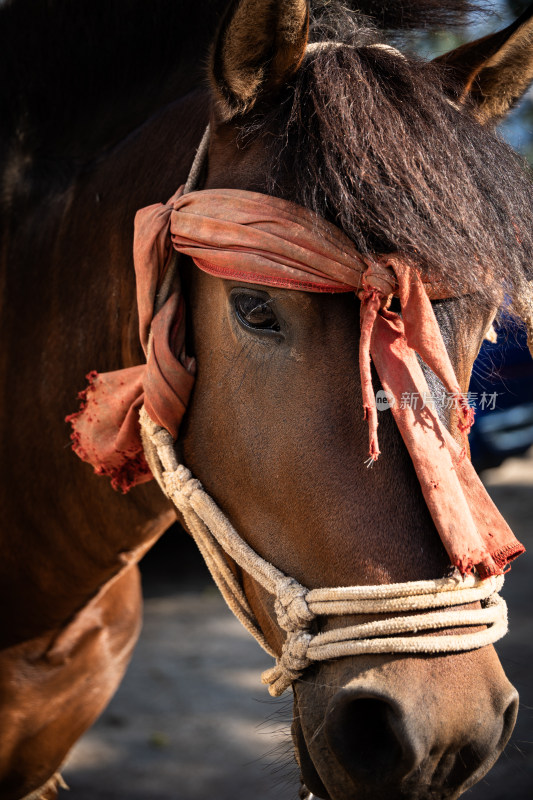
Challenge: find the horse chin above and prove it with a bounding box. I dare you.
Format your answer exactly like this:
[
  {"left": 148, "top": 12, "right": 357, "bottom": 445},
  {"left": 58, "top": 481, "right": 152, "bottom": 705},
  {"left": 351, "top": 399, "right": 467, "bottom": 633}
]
[{"left": 291, "top": 702, "right": 330, "bottom": 799}]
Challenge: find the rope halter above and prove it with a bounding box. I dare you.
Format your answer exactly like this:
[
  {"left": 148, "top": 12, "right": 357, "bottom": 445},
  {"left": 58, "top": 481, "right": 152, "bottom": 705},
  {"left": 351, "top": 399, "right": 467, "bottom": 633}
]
[
  {"left": 64, "top": 124, "right": 513, "bottom": 697},
  {"left": 140, "top": 408, "right": 508, "bottom": 697}
]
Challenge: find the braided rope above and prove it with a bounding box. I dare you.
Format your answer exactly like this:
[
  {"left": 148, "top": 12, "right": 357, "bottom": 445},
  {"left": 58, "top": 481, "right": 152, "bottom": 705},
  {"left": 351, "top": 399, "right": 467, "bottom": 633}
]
[{"left": 140, "top": 409, "right": 508, "bottom": 697}]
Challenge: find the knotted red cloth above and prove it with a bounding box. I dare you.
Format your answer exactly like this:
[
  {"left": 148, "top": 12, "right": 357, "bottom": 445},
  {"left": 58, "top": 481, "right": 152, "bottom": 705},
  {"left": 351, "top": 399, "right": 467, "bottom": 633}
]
[
  {"left": 67, "top": 188, "right": 523, "bottom": 576},
  {"left": 66, "top": 187, "right": 195, "bottom": 491}
]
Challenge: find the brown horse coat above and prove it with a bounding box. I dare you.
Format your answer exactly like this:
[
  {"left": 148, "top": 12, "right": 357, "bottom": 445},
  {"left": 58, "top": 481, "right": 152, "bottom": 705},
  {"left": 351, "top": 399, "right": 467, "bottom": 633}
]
[{"left": 1, "top": 1, "right": 533, "bottom": 798}]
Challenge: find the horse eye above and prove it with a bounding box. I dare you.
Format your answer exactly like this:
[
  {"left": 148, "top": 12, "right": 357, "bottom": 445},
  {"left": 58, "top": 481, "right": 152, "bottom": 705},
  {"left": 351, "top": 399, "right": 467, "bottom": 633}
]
[{"left": 233, "top": 292, "right": 280, "bottom": 332}]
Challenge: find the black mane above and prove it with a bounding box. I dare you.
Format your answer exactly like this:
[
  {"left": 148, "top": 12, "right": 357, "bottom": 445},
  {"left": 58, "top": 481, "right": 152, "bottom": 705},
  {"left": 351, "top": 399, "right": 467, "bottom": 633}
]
[
  {"left": 241, "top": 7, "right": 533, "bottom": 318},
  {"left": 3, "top": 0, "right": 522, "bottom": 309},
  {"left": 316, "top": 0, "right": 482, "bottom": 30},
  {"left": 0, "top": 0, "right": 478, "bottom": 166}
]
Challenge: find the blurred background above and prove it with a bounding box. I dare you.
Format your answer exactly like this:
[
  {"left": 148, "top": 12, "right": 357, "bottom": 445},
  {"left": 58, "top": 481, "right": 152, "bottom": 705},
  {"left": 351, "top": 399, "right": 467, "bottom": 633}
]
[{"left": 62, "top": 2, "right": 533, "bottom": 798}]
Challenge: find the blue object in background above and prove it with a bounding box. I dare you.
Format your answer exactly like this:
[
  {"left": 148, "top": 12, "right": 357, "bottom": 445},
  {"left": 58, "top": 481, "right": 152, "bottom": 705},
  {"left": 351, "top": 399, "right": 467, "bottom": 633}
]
[{"left": 469, "top": 322, "right": 533, "bottom": 471}]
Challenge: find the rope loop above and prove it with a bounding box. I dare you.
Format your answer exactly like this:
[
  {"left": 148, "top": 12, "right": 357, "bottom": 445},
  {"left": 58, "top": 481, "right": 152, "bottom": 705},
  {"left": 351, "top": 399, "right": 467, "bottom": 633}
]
[
  {"left": 140, "top": 409, "right": 510, "bottom": 698},
  {"left": 275, "top": 576, "right": 315, "bottom": 632}
]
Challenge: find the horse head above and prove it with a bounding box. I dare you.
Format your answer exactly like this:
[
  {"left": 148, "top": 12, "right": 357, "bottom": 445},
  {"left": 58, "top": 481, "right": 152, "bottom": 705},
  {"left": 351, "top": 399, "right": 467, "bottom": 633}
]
[
  {"left": 167, "top": 2, "right": 533, "bottom": 798},
  {"left": 5, "top": 3, "right": 532, "bottom": 799}
]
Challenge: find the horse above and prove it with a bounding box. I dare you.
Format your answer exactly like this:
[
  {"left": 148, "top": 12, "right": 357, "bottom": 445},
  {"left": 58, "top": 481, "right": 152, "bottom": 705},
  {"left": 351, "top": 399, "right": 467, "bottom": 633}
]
[{"left": 1, "top": 1, "right": 533, "bottom": 799}]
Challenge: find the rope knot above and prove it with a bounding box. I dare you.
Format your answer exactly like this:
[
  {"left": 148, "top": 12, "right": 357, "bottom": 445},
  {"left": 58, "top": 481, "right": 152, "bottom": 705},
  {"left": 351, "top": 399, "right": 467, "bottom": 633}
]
[
  {"left": 281, "top": 630, "right": 312, "bottom": 674},
  {"left": 275, "top": 577, "right": 314, "bottom": 632},
  {"left": 163, "top": 466, "right": 202, "bottom": 500},
  {"left": 180, "top": 477, "right": 203, "bottom": 499},
  {"left": 261, "top": 630, "right": 313, "bottom": 696}
]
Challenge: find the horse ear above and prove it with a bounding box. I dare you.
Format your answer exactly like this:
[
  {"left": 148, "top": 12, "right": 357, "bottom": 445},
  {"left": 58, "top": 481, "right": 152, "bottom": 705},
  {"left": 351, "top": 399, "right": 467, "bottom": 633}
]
[
  {"left": 210, "top": 0, "right": 309, "bottom": 118},
  {"left": 435, "top": 2, "right": 533, "bottom": 124}
]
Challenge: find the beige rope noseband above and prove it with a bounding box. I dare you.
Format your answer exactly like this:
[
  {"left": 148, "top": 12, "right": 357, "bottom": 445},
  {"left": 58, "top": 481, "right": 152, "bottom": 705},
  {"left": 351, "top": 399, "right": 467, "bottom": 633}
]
[{"left": 140, "top": 408, "right": 508, "bottom": 697}]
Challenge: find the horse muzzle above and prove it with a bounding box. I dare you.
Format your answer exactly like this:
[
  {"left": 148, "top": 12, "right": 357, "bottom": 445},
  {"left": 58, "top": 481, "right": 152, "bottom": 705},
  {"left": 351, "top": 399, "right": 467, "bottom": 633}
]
[{"left": 292, "top": 651, "right": 518, "bottom": 800}]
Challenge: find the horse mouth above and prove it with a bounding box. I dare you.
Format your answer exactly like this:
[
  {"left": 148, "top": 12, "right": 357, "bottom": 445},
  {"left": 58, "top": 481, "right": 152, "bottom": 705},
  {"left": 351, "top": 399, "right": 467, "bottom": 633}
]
[{"left": 291, "top": 702, "right": 330, "bottom": 799}]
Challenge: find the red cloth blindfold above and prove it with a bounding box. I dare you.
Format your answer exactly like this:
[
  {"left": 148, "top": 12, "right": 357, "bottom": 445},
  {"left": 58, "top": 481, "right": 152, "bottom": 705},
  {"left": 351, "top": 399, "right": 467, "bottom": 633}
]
[{"left": 67, "top": 188, "right": 524, "bottom": 577}]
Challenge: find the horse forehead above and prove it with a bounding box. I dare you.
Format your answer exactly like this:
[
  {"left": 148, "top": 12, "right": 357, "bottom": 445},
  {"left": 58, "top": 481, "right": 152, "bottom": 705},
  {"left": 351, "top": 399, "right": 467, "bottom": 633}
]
[{"left": 206, "top": 124, "right": 276, "bottom": 193}]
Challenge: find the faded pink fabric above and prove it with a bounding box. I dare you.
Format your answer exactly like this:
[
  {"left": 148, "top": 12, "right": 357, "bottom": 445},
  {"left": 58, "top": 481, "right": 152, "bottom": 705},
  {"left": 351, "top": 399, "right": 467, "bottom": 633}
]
[
  {"left": 67, "top": 188, "right": 524, "bottom": 575},
  {"left": 66, "top": 188, "right": 195, "bottom": 492}
]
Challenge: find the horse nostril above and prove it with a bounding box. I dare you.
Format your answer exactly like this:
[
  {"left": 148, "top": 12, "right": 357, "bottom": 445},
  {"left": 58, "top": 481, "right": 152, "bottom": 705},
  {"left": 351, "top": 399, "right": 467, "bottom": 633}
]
[
  {"left": 428, "top": 686, "right": 519, "bottom": 795},
  {"left": 440, "top": 689, "right": 519, "bottom": 792},
  {"left": 325, "top": 691, "right": 415, "bottom": 784},
  {"left": 321, "top": 686, "right": 520, "bottom": 797}
]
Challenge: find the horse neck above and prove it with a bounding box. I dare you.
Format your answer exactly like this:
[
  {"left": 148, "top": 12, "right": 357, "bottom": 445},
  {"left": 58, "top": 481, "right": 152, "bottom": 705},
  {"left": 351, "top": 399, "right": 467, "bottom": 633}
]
[{"left": 0, "top": 88, "right": 209, "bottom": 640}]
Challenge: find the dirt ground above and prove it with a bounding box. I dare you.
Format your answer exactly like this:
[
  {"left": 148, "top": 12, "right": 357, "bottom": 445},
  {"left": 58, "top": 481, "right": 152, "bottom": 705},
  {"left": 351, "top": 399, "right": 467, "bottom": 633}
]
[{"left": 62, "top": 449, "right": 533, "bottom": 800}]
